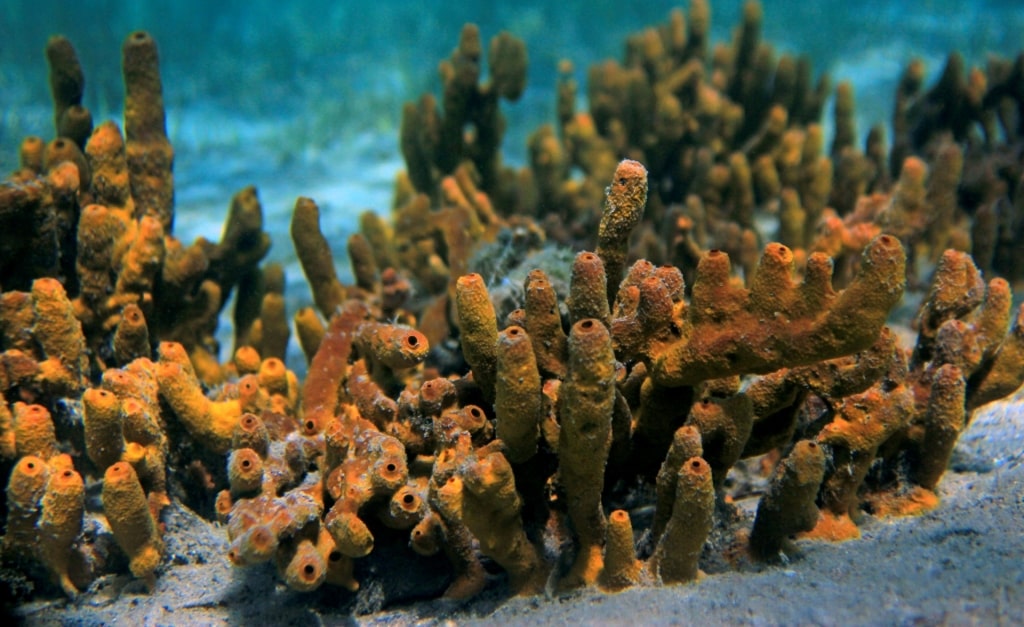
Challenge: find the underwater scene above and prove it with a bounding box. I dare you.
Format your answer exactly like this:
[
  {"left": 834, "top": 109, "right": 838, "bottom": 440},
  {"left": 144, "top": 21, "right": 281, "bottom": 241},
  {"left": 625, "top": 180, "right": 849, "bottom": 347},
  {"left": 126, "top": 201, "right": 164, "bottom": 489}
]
[{"left": 1, "top": 0, "right": 1023, "bottom": 624}]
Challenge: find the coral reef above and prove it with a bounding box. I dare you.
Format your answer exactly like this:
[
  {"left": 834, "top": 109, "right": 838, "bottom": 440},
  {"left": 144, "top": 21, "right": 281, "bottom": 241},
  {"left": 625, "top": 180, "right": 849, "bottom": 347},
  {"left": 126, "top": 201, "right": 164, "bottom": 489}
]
[{"left": 2, "top": 0, "right": 1023, "bottom": 617}]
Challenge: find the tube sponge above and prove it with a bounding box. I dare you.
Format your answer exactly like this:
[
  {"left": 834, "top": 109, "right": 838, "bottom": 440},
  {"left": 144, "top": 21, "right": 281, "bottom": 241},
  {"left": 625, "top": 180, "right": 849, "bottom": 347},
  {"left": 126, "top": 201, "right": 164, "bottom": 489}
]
[
  {"left": 523, "top": 269, "right": 568, "bottom": 378},
  {"left": 38, "top": 466, "right": 86, "bottom": 597},
  {"left": 911, "top": 364, "right": 967, "bottom": 493},
  {"left": 651, "top": 234, "right": 906, "bottom": 386},
  {"left": 558, "top": 318, "right": 616, "bottom": 588},
  {"left": 122, "top": 31, "right": 174, "bottom": 231},
  {"left": 749, "top": 440, "right": 826, "bottom": 560},
  {"left": 597, "top": 160, "right": 649, "bottom": 305},
  {"left": 101, "top": 462, "right": 163, "bottom": 586},
  {"left": 228, "top": 448, "right": 264, "bottom": 496},
  {"left": 31, "top": 277, "right": 88, "bottom": 394},
  {"left": 83, "top": 387, "right": 124, "bottom": 471},
  {"left": 355, "top": 322, "right": 430, "bottom": 371},
  {"left": 567, "top": 251, "right": 610, "bottom": 326},
  {"left": 156, "top": 346, "right": 240, "bottom": 454},
  {"left": 600, "top": 509, "right": 641, "bottom": 591},
  {"left": 434, "top": 442, "right": 546, "bottom": 595},
  {"left": 13, "top": 402, "right": 59, "bottom": 459},
  {"left": 3, "top": 455, "right": 50, "bottom": 563},
  {"left": 651, "top": 457, "right": 714, "bottom": 584},
  {"left": 280, "top": 537, "right": 327, "bottom": 592},
  {"left": 652, "top": 425, "right": 703, "bottom": 543},
  {"left": 494, "top": 326, "right": 542, "bottom": 463},
  {"left": 455, "top": 273, "right": 499, "bottom": 402}
]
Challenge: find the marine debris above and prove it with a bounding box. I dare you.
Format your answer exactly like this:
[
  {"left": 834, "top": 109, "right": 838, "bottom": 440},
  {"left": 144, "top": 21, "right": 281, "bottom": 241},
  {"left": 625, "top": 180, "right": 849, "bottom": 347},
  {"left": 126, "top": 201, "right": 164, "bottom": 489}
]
[{"left": 1, "top": 0, "right": 1023, "bottom": 610}]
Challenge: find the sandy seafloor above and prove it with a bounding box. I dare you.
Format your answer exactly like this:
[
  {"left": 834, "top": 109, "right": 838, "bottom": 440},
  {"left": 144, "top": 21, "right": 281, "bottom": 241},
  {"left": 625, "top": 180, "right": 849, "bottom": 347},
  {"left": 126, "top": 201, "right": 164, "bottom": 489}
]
[{"left": 2, "top": 1, "right": 1024, "bottom": 624}]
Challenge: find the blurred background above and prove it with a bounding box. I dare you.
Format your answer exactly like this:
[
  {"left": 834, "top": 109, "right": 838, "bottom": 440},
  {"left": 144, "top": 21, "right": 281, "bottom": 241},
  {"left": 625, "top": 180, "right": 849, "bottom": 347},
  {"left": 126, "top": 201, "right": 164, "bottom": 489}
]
[{"left": 1, "top": 0, "right": 1022, "bottom": 280}]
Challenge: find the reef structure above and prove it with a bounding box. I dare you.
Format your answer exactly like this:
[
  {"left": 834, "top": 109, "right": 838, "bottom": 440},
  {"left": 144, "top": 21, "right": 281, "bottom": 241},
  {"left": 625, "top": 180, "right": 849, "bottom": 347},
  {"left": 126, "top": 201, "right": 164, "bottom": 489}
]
[{"left": 1, "top": 0, "right": 1023, "bottom": 612}]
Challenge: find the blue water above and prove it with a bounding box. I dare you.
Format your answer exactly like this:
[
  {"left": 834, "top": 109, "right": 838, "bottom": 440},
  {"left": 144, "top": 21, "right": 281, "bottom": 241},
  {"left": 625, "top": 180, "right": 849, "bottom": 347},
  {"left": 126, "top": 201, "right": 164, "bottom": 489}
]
[{"left": 3, "top": 1, "right": 1022, "bottom": 164}]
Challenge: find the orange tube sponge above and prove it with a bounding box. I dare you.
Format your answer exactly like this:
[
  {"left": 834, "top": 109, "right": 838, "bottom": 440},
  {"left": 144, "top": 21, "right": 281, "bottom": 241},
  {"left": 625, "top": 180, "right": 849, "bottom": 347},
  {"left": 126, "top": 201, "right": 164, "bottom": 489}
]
[
  {"left": 558, "top": 318, "right": 616, "bottom": 588},
  {"left": 293, "top": 306, "right": 326, "bottom": 363},
  {"left": 280, "top": 537, "right": 327, "bottom": 592},
  {"left": 300, "top": 300, "right": 367, "bottom": 434},
  {"left": 346, "top": 360, "right": 398, "bottom": 430},
  {"left": 256, "top": 357, "right": 289, "bottom": 397},
  {"left": 111, "top": 215, "right": 164, "bottom": 311},
  {"left": 455, "top": 273, "right": 499, "bottom": 402},
  {"left": 812, "top": 383, "right": 914, "bottom": 540},
  {"left": 324, "top": 507, "right": 372, "bottom": 560},
  {"left": 359, "top": 211, "right": 398, "bottom": 275},
  {"left": 156, "top": 343, "right": 240, "bottom": 454},
  {"left": 523, "top": 269, "right": 568, "bottom": 378},
  {"left": 347, "top": 232, "right": 378, "bottom": 292},
  {"left": 567, "top": 251, "right": 610, "bottom": 326},
  {"left": 324, "top": 429, "right": 408, "bottom": 557},
  {"left": 599, "top": 509, "right": 641, "bottom": 592},
  {"left": 84, "top": 119, "right": 133, "bottom": 213},
  {"left": 76, "top": 203, "right": 129, "bottom": 313},
  {"left": 290, "top": 197, "right": 346, "bottom": 319},
  {"left": 31, "top": 277, "right": 88, "bottom": 394},
  {"left": 315, "top": 526, "right": 359, "bottom": 592},
  {"left": 112, "top": 303, "right": 151, "bottom": 366},
  {"left": 255, "top": 291, "right": 289, "bottom": 363},
  {"left": 122, "top": 31, "right": 174, "bottom": 230},
  {"left": 1, "top": 291, "right": 34, "bottom": 352},
  {"left": 408, "top": 502, "right": 483, "bottom": 598},
  {"left": 45, "top": 35, "right": 87, "bottom": 144},
  {"left": 686, "top": 393, "right": 754, "bottom": 489},
  {"left": 83, "top": 387, "right": 124, "bottom": 471},
  {"left": 38, "top": 466, "right": 86, "bottom": 597},
  {"left": 232, "top": 412, "right": 269, "bottom": 457},
  {"left": 494, "top": 326, "right": 543, "bottom": 463},
  {"left": 650, "top": 457, "right": 714, "bottom": 584},
  {"left": 228, "top": 523, "right": 279, "bottom": 567},
  {"left": 383, "top": 479, "right": 428, "bottom": 531},
  {"left": 749, "top": 440, "right": 826, "bottom": 561},
  {"left": 881, "top": 364, "right": 967, "bottom": 517},
  {"left": 652, "top": 425, "right": 703, "bottom": 543},
  {"left": 44, "top": 136, "right": 90, "bottom": 182},
  {"left": 912, "top": 249, "right": 986, "bottom": 366},
  {"left": 434, "top": 438, "right": 547, "bottom": 595},
  {"left": 228, "top": 448, "right": 265, "bottom": 497},
  {"left": 968, "top": 303, "right": 1024, "bottom": 410},
  {"left": 233, "top": 346, "right": 262, "bottom": 376},
  {"left": 596, "top": 160, "right": 649, "bottom": 305},
  {"left": 355, "top": 321, "right": 429, "bottom": 375},
  {"left": 651, "top": 234, "right": 905, "bottom": 386},
  {"left": 101, "top": 462, "right": 163, "bottom": 587},
  {"left": 235, "top": 375, "right": 269, "bottom": 416},
  {"left": 17, "top": 135, "right": 45, "bottom": 173},
  {"left": 0, "top": 395, "right": 14, "bottom": 459},
  {"left": 3, "top": 455, "right": 50, "bottom": 563},
  {"left": 419, "top": 377, "right": 459, "bottom": 418},
  {"left": 13, "top": 402, "right": 59, "bottom": 459}
]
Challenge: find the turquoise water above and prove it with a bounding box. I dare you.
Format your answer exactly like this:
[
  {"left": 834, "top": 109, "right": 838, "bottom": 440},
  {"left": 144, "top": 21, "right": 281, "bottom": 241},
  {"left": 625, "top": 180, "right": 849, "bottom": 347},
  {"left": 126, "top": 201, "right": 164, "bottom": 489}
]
[{"left": 3, "top": 1, "right": 1022, "bottom": 169}]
